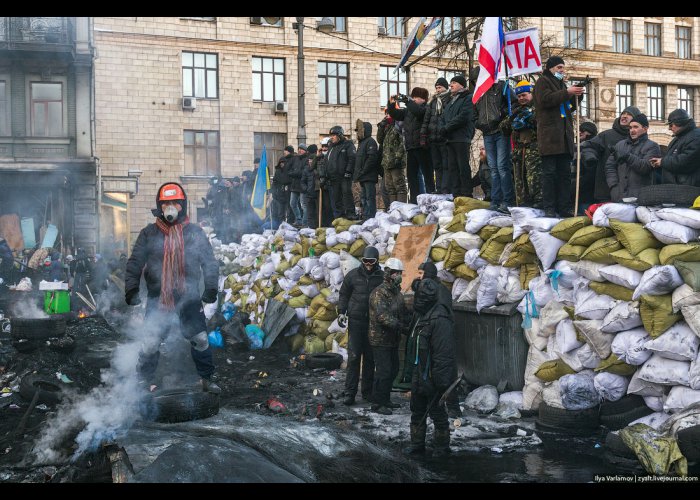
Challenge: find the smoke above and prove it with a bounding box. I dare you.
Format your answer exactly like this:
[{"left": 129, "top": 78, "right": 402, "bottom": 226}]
[{"left": 10, "top": 294, "right": 49, "bottom": 319}]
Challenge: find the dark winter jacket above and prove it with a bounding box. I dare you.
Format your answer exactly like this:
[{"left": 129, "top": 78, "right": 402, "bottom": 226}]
[
  {"left": 438, "top": 88, "right": 475, "bottom": 144},
  {"left": 661, "top": 120, "right": 700, "bottom": 187},
  {"left": 410, "top": 300, "right": 456, "bottom": 392},
  {"left": 287, "top": 154, "right": 306, "bottom": 193},
  {"left": 368, "top": 277, "right": 407, "bottom": 347},
  {"left": 475, "top": 80, "right": 515, "bottom": 136},
  {"left": 125, "top": 223, "right": 218, "bottom": 302},
  {"left": 326, "top": 136, "right": 356, "bottom": 181},
  {"left": 337, "top": 263, "right": 384, "bottom": 321},
  {"left": 300, "top": 158, "right": 319, "bottom": 198},
  {"left": 421, "top": 90, "right": 451, "bottom": 143},
  {"left": 605, "top": 133, "right": 661, "bottom": 201},
  {"left": 580, "top": 118, "right": 629, "bottom": 203},
  {"left": 353, "top": 120, "right": 379, "bottom": 183},
  {"left": 386, "top": 99, "right": 427, "bottom": 151},
  {"left": 533, "top": 71, "right": 577, "bottom": 157},
  {"left": 312, "top": 154, "right": 329, "bottom": 186}
]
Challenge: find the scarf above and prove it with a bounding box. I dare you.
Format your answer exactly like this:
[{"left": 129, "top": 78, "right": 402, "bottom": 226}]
[
  {"left": 155, "top": 216, "right": 188, "bottom": 310},
  {"left": 434, "top": 89, "right": 450, "bottom": 115}
]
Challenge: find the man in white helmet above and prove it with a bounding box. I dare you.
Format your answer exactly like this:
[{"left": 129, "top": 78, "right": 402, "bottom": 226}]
[{"left": 368, "top": 257, "right": 407, "bottom": 415}]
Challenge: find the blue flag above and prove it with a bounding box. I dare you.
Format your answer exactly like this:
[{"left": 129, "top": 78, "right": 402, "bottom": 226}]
[{"left": 251, "top": 145, "right": 270, "bottom": 219}]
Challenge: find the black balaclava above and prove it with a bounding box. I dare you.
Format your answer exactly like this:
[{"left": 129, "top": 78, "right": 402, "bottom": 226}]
[{"left": 414, "top": 278, "right": 438, "bottom": 314}]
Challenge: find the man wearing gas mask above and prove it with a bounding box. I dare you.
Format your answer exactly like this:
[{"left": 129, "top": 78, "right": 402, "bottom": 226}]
[{"left": 125, "top": 182, "right": 221, "bottom": 394}]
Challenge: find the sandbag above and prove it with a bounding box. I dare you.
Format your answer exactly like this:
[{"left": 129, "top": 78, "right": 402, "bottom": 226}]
[
  {"left": 510, "top": 206, "right": 545, "bottom": 239},
  {"left": 559, "top": 373, "right": 600, "bottom": 411},
  {"left": 539, "top": 300, "right": 570, "bottom": 336},
  {"left": 319, "top": 251, "right": 340, "bottom": 269},
  {"left": 627, "top": 370, "right": 668, "bottom": 398},
  {"left": 464, "top": 385, "right": 499, "bottom": 413},
  {"left": 644, "top": 396, "right": 665, "bottom": 412},
  {"left": 477, "top": 224, "right": 501, "bottom": 241},
  {"left": 487, "top": 215, "right": 513, "bottom": 228},
  {"left": 609, "top": 220, "right": 662, "bottom": 255},
  {"left": 592, "top": 203, "right": 638, "bottom": 227},
  {"left": 450, "top": 231, "right": 483, "bottom": 250},
  {"left": 640, "top": 294, "right": 683, "bottom": 338},
  {"left": 600, "top": 264, "right": 643, "bottom": 290},
  {"left": 339, "top": 250, "right": 361, "bottom": 277},
  {"left": 453, "top": 196, "right": 490, "bottom": 214},
  {"left": 580, "top": 237, "right": 623, "bottom": 264},
  {"left": 304, "top": 334, "right": 327, "bottom": 355},
  {"left": 479, "top": 238, "right": 506, "bottom": 266},
  {"left": 675, "top": 260, "right": 700, "bottom": 292},
  {"left": 501, "top": 234, "right": 537, "bottom": 267},
  {"left": 524, "top": 317, "right": 548, "bottom": 350},
  {"left": 659, "top": 243, "right": 700, "bottom": 266},
  {"left": 574, "top": 319, "right": 614, "bottom": 358},
  {"left": 542, "top": 380, "right": 565, "bottom": 409},
  {"left": 557, "top": 243, "right": 587, "bottom": 262},
  {"left": 682, "top": 304, "right": 700, "bottom": 338},
  {"left": 550, "top": 216, "right": 592, "bottom": 242},
  {"left": 444, "top": 241, "right": 468, "bottom": 270},
  {"left": 349, "top": 238, "right": 367, "bottom": 257},
  {"left": 643, "top": 322, "right": 699, "bottom": 361},
  {"left": 656, "top": 207, "right": 700, "bottom": 229},
  {"left": 492, "top": 226, "right": 514, "bottom": 243},
  {"left": 689, "top": 354, "right": 700, "bottom": 390},
  {"left": 594, "top": 356, "right": 635, "bottom": 379},
  {"left": 610, "top": 247, "right": 660, "bottom": 271},
  {"left": 672, "top": 283, "right": 700, "bottom": 312},
  {"left": 568, "top": 225, "right": 614, "bottom": 247},
  {"left": 645, "top": 220, "right": 700, "bottom": 245},
  {"left": 535, "top": 359, "right": 576, "bottom": 382},
  {"left": 589, "top": 281, "right": 634, "bottom": 302},
  {"left": 577, "top": 343, "right": 602, "bottom": 370},
  {"left": 444, "top": 212, "right": 467, "bottom": 232},
  {"left": 476, "top": 265, "right": 502, "bottom": 313},
  {"left": 519, "top": 263, "right": 540, "bottom": 290},
  {"left": 457, "top": 276, "right": 480, "bottom": 302},
  {"left": 555, "top": 319, "right": 584, "bottom": 353},
  {"left": 594, "top": 372, "right": 629, "bottom": 402},
  {"left": 521, "top": 217, "right": 562, "bottom": 234},
  {"left": 637, "top": 353, "right": 690, "bottom": 386},
  {"left": 465, "top": 209, "right": 501, "bottom": 233},
  {"left": 465, "top": 248, "right": 488, "bottom": 271},
  {"left": 451, "top": 278, "right": 471, "bottom": 301},
  {"left": 601, "top": 301, "right": 643, "bottom": 333},
  {"left": 636, "top": 206, "right": 661, "bottom": 225},
  {"left": 568, "top": 260, "right": 608, "bottom": 282},
  {"left": 632, "top": 265, "right": 684, "bottom": 300},
  {"left": 664, "top": 386, "right": 700, "bottom": 413},
  {"left": 529, "top": 230, "right": 566, "bottom": 270},
  {"left": 411, "top": 214, "right": 427, "bottom": 225},
  {"left": 522, "top": 345, "right": 552, "bottom": 410},
  {"left": 452, "top": 263, "right": 478, "bottom": 280},
  {"left": 430, "top": 247, "right": 447, "bottom": 262},
  {"left": 630, "top": 412, "right": 671, "bottom": 430},
  {"left": 496, "top": 268, "right": 526, "bottom": 304}
]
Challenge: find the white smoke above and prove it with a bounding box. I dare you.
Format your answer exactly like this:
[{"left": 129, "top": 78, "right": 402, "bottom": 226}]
[{"left": 11, "top": 295, "right": 49, "bottom": 319}]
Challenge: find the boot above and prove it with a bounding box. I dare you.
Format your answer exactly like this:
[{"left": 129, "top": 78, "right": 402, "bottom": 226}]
[
  {"left": 403, "top": 423, "right": 427, "bottom": 455},
  {"left": 432, "top": 428, "right": 451, "bottom": 457}
]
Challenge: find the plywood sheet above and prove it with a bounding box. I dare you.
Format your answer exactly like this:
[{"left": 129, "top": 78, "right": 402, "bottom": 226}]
[
  {"left": 391, "top": 224, "right": 437, "bottom": 292},
  {"left": 0, "top": 214, "right": 24, "bottom": 252}
]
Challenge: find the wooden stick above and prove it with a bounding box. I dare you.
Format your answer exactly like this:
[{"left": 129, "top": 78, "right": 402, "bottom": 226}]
[
  {"left": 574, "top": 95, "right": 582, "bottom": 217},
  {"left": 318, "top": 188, "right": 322, "bottom": 228},
  {"left": 76, "top": 291, "right": 96, "bottom": 311},
  {"left": 85, "top": 284, "right": 96, "bottom": 307}
]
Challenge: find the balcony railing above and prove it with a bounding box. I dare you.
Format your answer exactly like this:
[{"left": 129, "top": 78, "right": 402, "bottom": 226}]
[{"left": 0, "top": 17, "right": 74, "bottom": 50}]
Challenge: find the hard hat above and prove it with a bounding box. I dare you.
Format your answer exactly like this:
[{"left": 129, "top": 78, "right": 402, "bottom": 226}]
[
  {"left": 692, "top": 195, "right": 700, "bottom": 210},
  {"left": 384, "top": 258, "right": 404, "bottom": 272},
  {"left": 329, "top": 125, "right": 344, "bottom": 136},
  {"left": 158, "top": 183, "right": 186, "bottom": 202},
  {"left": 320, "top": 137, "right": 330, "bottom": 146},
  {"left": 362, "top": 246, "right": 379, "bottom": 261}
]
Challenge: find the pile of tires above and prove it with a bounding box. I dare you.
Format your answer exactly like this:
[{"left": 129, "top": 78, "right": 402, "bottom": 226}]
[
  {"left": 146, "top": 388, "right": 220, "bottom": 424},
  {"left": 10, "top": 316, "right": 74, "bottom": 353},
  {"left": 535, "top": 402, "right": 600, "bottom": 435},
  {"left": 599, "top": 395, "right": 652, "bottom": 431},
  {"left": 19, "top": 373, "right": 65, "bottom": 405}
]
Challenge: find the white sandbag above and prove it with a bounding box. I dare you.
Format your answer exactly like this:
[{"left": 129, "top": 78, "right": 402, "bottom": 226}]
[
  {"left": 298, "top": 257, "right": 320, "bottom": 275},
  {"left": 436, "top": 266, "right": 456, "bottom": 283},
  {"left": 458, "top": 276, "right": 480, "bottom": 302},
  {"left": 269, "top": 252, "right": 282, "bottom": 270},
  {"left": 656, "top": 207, "right": 700, "bottom": 229},
  {"left": 592, "top": 202, "right": 638, "bottom": 227},
  {"left": 611, "top": 327, "right": 652, "bottom": 365},
  {"left": 577, "top": 343, "right": 602, "bottom": 370},
  {"left": 510, "top": 207, "right": 545, "bottom": 239},
  {"left": 328, "top": 267, "right": 344, "bottom": 287},
  {"left": 632, "top": 265, "right": 684, "bottom": 300},
  {"left": 310, "top": 265, "right": 325, "bottom": 282},
  {"left": 682, "top": 304, "right": 700, "bottom": 338},
  {"left": 576, "top": 289, "right": 618, "bottom": 320},
  {"left": 529, "top": 230, "right": 566, "bottom": 270},
  {"left": 326, "top": 291, "right": 340, "bottom": 304},
  {"left": 637, "top": 353, "right": 691, "bottom": 386},
  {"left": 328, "top": 317, "right": 347, "bottom": 334},
  {"left": 555, "top": 319, "right": 584, "bottom": 353},
  {"left": 325, "top": 233, "right": 338, "bottom": 247},
  {"left": 487, "top": 215, "right": 513, "bottom": 228},
  {"left": 450, "top": 232, "right": 483, "bottom": 250},
  {"left": 594, "top": 372, "right": 629, "bottom": 402},
  {"left": 347, "top": 224, "right": 364, "bottom": 235},
  {"left": 644, "top": 396, "right": 665, "bottom": 412},
  {"left": 319, "top": 251, "right": 340, "bottom": 270},
  {"left": 522, "top": 345, "right": 551, "bottom": 410},
  {"left": 627, "top": 370, "right": 668, "bottom": 397},
  {"left": 499, "top": 391, "right": 524, "bottom": 409},
  {"left": 427, "top": 212, "right": 453, "bottom": 225},
  {"left": 294, "top": 307, "right": 308, "bottom": 322},
  {"left": 630, "top": 411, "right": 671, "bottom": 430},
  {"left": 359, "top": 231, "right": 377, "bottom": 246},
  {"left": 299, "top": 228, "right": 316, "bottom": 238},
  {"left": 371, "top": 226, "right": 390, "bottom": 244},
  {"left": 574, "top": 319, "right": 614, "bottom": 358},
  {"left": 529, "top": 275, "right": 555, "bottom": 307},
  {"left": 601, "top": 301, "right": 643, "bottom": 333},
  {"left": 524, "top": 217, "right": 563, "bottom": 234},
  {"left": 636, "top": 206, "right": 661, "bottom": 225},
  {"left": 542, "top": 380, "right": 565, "bottom": 409},
  {"left": 664, "top": 386, "right": 700, "bottom": 413},
  {"left": 497, "top": 268, "right": 526, "bottom": 304},
  {"left": 451, "top": 278, "right": 470, "bottom": 301},
  {"left": 386, "top": 223, "right": 402, "bottom": 236},
  {"left": 335, "top": 231, "right": 357, "bottom": 245},
  {"left": 464, "top": 248, "right": 488, "bottom": 271},
  {"left": 673, "top": 284, "right": 700, "bottom": 313},
  {"left": 644, "top": 322, "right": 699, "bottom": 361},
  {"left": 360, "top": 217, "right": 379, "bottom": 231},
  {"left": 559, "top": 373, "right": 600, "bottom": 410},
  {"left": 567, "top": 260, "right": 607, "bottom": 282},
  {"left": 476, "top": 265, "right": 501, "bottom": 313},
  {"left": 339, "top": 251, "right": 361, "bottom": 277},
  {"left": 690, "top": 352, "right": 700, "bottom": 390},
  {"left": 259, "top": 261, "right": 276, "bottom": 278},
  {"left": 431, "top": 233, "right": 454, "bottom": 249},
  {"left": 464, "top": 385, "right": 499, "bottom": 413},
  {"left": 389, "top": 201, "right": 421, "bottom": 220},
  {"left": 299, "top": 284, "right": 320, "bottom": 299},
  {"left": 465, "top": 209, "right": 501, "bottom": 233},
  {"left": 554, "top": 286, "right": 574, "bottom": 306},
  {"left": 599, "top": 264, "right": 643, "bottom": 290},
  {"left": 553, "top": 260, "right": 581, "bottom": 289},
  {"left": 645, "top": 220, "right": 700, "bottom": 244},
  {"left": 558, "top": 343, "right": 585, "bottom": 373},
  {"left": 284, "top": 265, "right": 305, "bottom": 282},
  {"left": 539, "top": 299, "right": 570, "bottom": 336},
  {"left": 524, "top": 317, "right": 548, "bottom": 350}
]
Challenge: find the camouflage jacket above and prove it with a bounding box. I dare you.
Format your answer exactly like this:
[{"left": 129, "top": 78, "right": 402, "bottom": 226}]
[
  {"left": 500, "top": 103, "right": 537, "bottom": 147},
  {"left": 380, "top": 125, "right": 407, "bottom": 171},
  {"left": 368, "top": 279, "right": 406, "bottom": 347}
]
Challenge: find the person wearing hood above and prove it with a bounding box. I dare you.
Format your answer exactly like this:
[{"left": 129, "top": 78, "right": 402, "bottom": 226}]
[
  {"left": 650, "top": 108, "right": 700, "bottom": 186},
  {"left": 271, "top": 149, "right": 293, "bottom": 228},
  {"left": 580, "top": 105, "right": 640, "bottom": 204},
  {"left": 420, "top": 78, "right": 452, "bottom": 194},
  {"left": 403, "top": 278, "right": 457, "bottom": 457},
  {"left": 353, "top": 119, "right": 380, "bottom": 219},
  {"left": 378, "top": 111, "right": 408, "bottom": 204},
  {"left": 300, "top": 144, "right": 320, "bottom": 228},
  {"left": 287, "top": 144, "right": 307, "bottom": 226},
  {"left": 125, "top": 182, "right": 221, "bottom": 394},
  {"left": 326, "top": 126, "right": 357, "bottom": 219}
]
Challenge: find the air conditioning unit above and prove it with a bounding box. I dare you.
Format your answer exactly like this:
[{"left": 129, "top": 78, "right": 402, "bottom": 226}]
[
  {"left": 250, "top": 17, "right": 263, "bottom": 25},
  {"left": 182, "top": 97, "right": 197, "bottom": 110},
  {"left": 274, "top": 101, "right": 288, "bottom": 114},
  {"left": 378, "top": 26, "right": 387, "bottom": 36}
]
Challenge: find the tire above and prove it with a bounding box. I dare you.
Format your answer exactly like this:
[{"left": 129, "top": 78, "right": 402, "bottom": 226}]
[
  {"left": 148, "top": 388, "right": 220, "bottom": 424},
  {"left": 605, "top": 431, "right": 637, "bottom": 459},
  {"left": 11, "top": 317, "right": 66, "bottom": 340},
  {"left": 599, "top": 395, "right": 647, "bottom": 416},
  {"left": 12, "top": 338, "right": 40, "bottom": 353},
  {"left": 305, "top": 353, "right": 343, "bottom": 370},
  {"left": 600, "top": 405, "right": 653, "bottom": 431},
  {"left": 19, "top": 374, "right": 63, "bottom": 405},
  {"left": 637, "top": 184, "right": 700, "bottom": 207},
  {"left": 537, "top": 402, "right": 600, "bottom": 430},
  {"left": 677, "top": 425, "right": 700, "bottom": 462}
]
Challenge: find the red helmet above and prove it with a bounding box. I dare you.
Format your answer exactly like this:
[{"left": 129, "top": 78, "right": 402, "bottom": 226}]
[{"left": 158, "top": 183, "right": 186, "bottom": 202}]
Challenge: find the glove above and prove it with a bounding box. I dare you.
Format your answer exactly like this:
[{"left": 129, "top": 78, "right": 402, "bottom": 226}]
[
  {"left": 344, "top": 172, "right": 352, "bottom": 179},
  {"left": 420, "top": 134, "right": 428, "bottom": 148},
  {"left": 201, "top": 288, "right": 218, "bottom": 304},
  {"left": 125, "top": 288, "right": 141, "bottom": 306},
  {"left": 337, "top": 314, "right": 348, "bottom": 329},
  {"left": 190, "top": 330, "right": 210, "bottom": 351}
]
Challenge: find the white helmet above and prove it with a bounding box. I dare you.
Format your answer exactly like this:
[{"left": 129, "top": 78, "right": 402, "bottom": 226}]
[
  {"left": 384, "top": 258, "right": 404, "bottom": 271},
  {"left": 321, "top": 137, "right": 330, "bottom": 146}
]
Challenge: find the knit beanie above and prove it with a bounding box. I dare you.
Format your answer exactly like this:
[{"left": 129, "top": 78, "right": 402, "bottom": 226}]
[
  {"left": 630, "top": 114, "right": 649, "bottom": 128},
  {"left": 450, "top": 74, "right": 467, "bottom": 88},
  {"left": 545, "top": 56, "right": 565, "bottom": 70},
  {"left": 435, "top": 77, "right": 449, "bottom": 90}
]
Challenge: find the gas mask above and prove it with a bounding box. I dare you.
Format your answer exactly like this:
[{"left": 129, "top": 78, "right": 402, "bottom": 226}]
[
  {"left": 554, "top": 72, "right": 565, "bottom": 81},
  {"left": 163, "top": 204, "right": 180, "bottom": 223}
]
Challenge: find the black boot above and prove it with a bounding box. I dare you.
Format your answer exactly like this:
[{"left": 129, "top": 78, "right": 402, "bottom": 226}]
[
  {"left": 343, "top": 393, "right": 356, "bottom": 406},
  {"left": 403, "top": 423, "right": 426, "bottom": 455},
  {"left": 432, "top": 428, "right": 451, "bottom": 457}
]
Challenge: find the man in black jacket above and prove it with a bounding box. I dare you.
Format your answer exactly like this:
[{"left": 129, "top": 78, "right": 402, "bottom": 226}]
[
  {"left": 421, "top": 78, "right": 452, "bottom": 194},
  {"left": 300, "top": 144, "right": 319, "bottom": 228},
  {"left": 650, "top": 108, "right": 700, "bottom": 186},
  {"left": 287, "top": 144, "right": 306, "bottom": 225},
  {"left": 353, "top": 120, "right": 380, "bottom": 219},
  {"left": 125, "top": 182, "right": 220, "bottom": 394},
  {"left": 271, "top": 152, "right": 292, "bottom": 228},
  {"left": 327, "top": 126, "right": 357, "bottom": 219},
  {"left": 337, "top": 246, "right": 384, "bottom": 405}
]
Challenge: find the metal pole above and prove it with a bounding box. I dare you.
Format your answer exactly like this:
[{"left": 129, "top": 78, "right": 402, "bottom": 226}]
[{"left": 296, "top": 17, "right": 306, "bottom": 145}]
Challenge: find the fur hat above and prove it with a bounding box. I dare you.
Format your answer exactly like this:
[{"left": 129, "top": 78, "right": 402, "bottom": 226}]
[
  {"left": 450, "top": 74, "right": 467, "bottom": 88},
  {"left": 410, "top": 87, "right": 430, "bottom": 101}
]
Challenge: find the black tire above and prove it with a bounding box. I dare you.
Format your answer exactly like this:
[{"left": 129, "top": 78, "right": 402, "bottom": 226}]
[
  {"left": 11, "top": 317, "right": 66, "bottom": 340},
  {"left": 12, "top": 338, "right": 40, "bottom": 353},
  {"left": 605, "top": 431, "right": 637, "bottom": 459},
  {"left": 48, "top": 334, "right": 76, "bottom": 352},
  {"left": 148, "top": 388, "right": 220, "bottom": 424},
  {"left": 305, "top": 353, "right": 343, "bottom": 370},
  {"left": 537, "top": 402, "right": 600, "bottom": 430},
  {"left": 599, "top": 395, "right": 647, "bottom": 416},
  {"left": 19, "top": 374, "right": 63, "bottom": 405},
  {"left": 637, "top": 184, "right": 700, "bottom": 207},
  {"left": 600, "top": 405, "right": 653, "bottom": 431},
  {"left": 677, "top": 425, "right": 700, "bottom": 462}
]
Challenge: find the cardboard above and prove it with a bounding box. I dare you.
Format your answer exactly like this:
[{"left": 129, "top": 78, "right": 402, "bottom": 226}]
[
  {"left": 392, "top": 224, "right": 438, "bottom": 292},
  {"left": 21, "top": 217, "right": 36, "bottom": 249},
  {"left": 0, "top": 214, "right": 24, "bottom": 252}
]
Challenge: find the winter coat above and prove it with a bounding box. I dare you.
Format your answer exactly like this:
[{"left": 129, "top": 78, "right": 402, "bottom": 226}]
[
  {"left": 353, "top": 121, "right": 379, "bottom": 183},
  {"left": 326, "top": 136, "right": 356, "bottom": 181},
  {"left": 337, "top": 263, "right": 384, "bottom": 321},
  {"left": 312, "top": 154, "right": 329, "bottom": 185},
  {"left": 368, "top": 278, "right": 407, "bottom": 348},
  {"left": 380, "top": 124, "right": 407, "bottom": 171},
  {"left": 661, "top": 120, "right": 700, "bottom": 187},
  {"left": 438, "top": 89, "right": 475, "bottom": 144},
  {"left": 605, "top": 133, "right": 661, "bottom": 201},
  {"left": 533, "top": 71, "right": 577, "bottom": 157},
  {"left": 300, "top": 159, "right": 319, "bottom": 198},
  {"left": 475, "top": 80, "right": 515, "bottom": 136},
  {"left": 580, "top": 118, "right": 629, "bottom": 203},
  {"left": 421, "top": 90, "right": 451, "bottom": 143},
  {"left": 287, "top": 154, "right": 305, "bottom": 193},
  {"left": 409, "top": 301, "right": 456, "bottom": 392},
  {"left": 125, "top": 223, "right": 218, "bottom": 302},
  {"left": 387, "top": 99, "right": 427, "bottom": 151}
]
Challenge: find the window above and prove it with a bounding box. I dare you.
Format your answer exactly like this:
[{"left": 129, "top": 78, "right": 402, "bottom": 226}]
[
  {"left": 564, "top": 17, "right": 586, "bottom": 49},
  {"left": 182, "top": 51, "right": 218, "bottom": 99},
  {"left": 645, "top": 23, "right": 661, "bottom": 56},
  {"left": 252, "top": 56, "right": 285, "bottom": 102},
  {"left": 184, "top": 130, "right": 219, "bottom": 176},
  {"left": 250, "top": 17, "right": 282, "bottom": 27},
  {"left": 378, "top": 17, "right": 403, "bottom": 37},
  {"left": 572, "top": 78, "right": 592, "bottom": 117},
  {"left": 677, "top": 26, "right": 692, "bottom": 59},
  {"left": 678, "top": 86, "right": 694, "bottom": 119},
  {"left": 616, "top": 82, "right": 634, "bottom": 116},
  {"left": 647, "top": 84, "right": 665, "bottom": 121},
  {"left": 30, "top": 82, "right": 63, "bottom": 136},
  {"left": 613, "top": 19, "right": 631, "bottom": 54},
  {"left": 326, "top": 17, "right": 345, "bottom": 33},
  {"left": 254, "top": 132, "right": 287, "bottom": 174},
  {"left": 438, "top": 17, "right": 462, "bottom": 40},
  {"left": 0, "top": 81, "right": 8, "bottom": 136},
  {"left": 438, "top": 70, "right": 463, "bottom": 84},
  {"left": 318, "top": 61, "right": 349, "bottom": 105},
  {"left": 379, "top": 65, "right": 408, "bottom": 106}
]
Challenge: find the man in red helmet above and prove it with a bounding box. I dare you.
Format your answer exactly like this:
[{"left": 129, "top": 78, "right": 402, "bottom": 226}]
[{"left": 125, "top": 182, "right": 221, "bottom": 394}]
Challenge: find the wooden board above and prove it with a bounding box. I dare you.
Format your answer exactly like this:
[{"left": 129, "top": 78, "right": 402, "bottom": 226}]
[
  {"left": 391, "top": 224, "right": 437, "bottom": 292},
  {"left": 0, "top": 214, "right": 24, "bottom": 252}
]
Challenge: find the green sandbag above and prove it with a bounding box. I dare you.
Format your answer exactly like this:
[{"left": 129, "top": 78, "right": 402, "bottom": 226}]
[
  {"left": 304, "top": 335, "right": 327, "bottom": 354},
  {"left": 550, "top": 216, "right": 592, "bottom": 241},
  {"left": 557, "top": 243, "right": 587, "bottom": 262},
  {"left": 534, "top": 359, "right": 576, "bottom": 382},
  {"left": 519, "top": 263, "right": 539, "bottom": 290},
  {"left": 479, "top": 238, "right": 506, "bottom": 265},
  {"left": 430, "top": 247, "right": 447, "bottom": 262},
  {"left": 569, "top": 225, "right": 614, "bottom": 247},
  {"left": 493, "top": 226, "right": 515, "bottom": 243},
  {"left": 659, "top": 243, "right": 700, "bottom": 265},
  {"left": 675, "top": 260, "right": 700, "bottom": 292},
  {"left": 640, "top": 294, "right": 682, "bottom": 338},
  {"left": 594, "top": 353, "right": 637, "bottom": 376},
  {"left": 477, "top": 225, "right": 501, "bottom": 241},
  {"left": 619, "top": 424, "right": 688, "bottom": 476},
  {"left": 589, "top": 281, "right": 634, "bottom": 301},
  {"left": 445, "top": 212, "right": 467, "bottom": 232},
  {"left": 289, "top": 333, "right": 305, "bottom": 353},
  {"left": 610, "top": 248, "right": 660, "bottom": 271},
  {"left": 609, "top": 219, "right": 663, "bottom": 256},
  {"left": 412, "top": 214, "right": 427, "bottom": 225},
  {"left": 452, "top": 264, "right": 478, "bottom": 280},
  {"left": 453, "top": 197, "right": 490, "bottom": 214},
  {"left": 580, "top": 237, "right": 622, "bottom": 264}
]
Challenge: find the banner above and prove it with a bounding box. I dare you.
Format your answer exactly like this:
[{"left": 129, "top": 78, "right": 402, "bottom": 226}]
[
  {"left": 476, "top": 26, "right": 542, "bottom": 81},
  {"left": 473, "top": 17, "right": 504, "bottom": 104},
  {"left": 395, "top": 17, "right": 442, "bottom": 71}
]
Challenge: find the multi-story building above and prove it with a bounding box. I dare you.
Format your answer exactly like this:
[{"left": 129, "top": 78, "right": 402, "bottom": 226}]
[{"left": 0, "top": 17, "right": 97, "bottom": 255}]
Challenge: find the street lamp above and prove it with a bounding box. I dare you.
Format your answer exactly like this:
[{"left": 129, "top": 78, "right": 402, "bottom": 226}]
[{"left": 293, "top": 17, "right": 335, "bottom": 145}]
